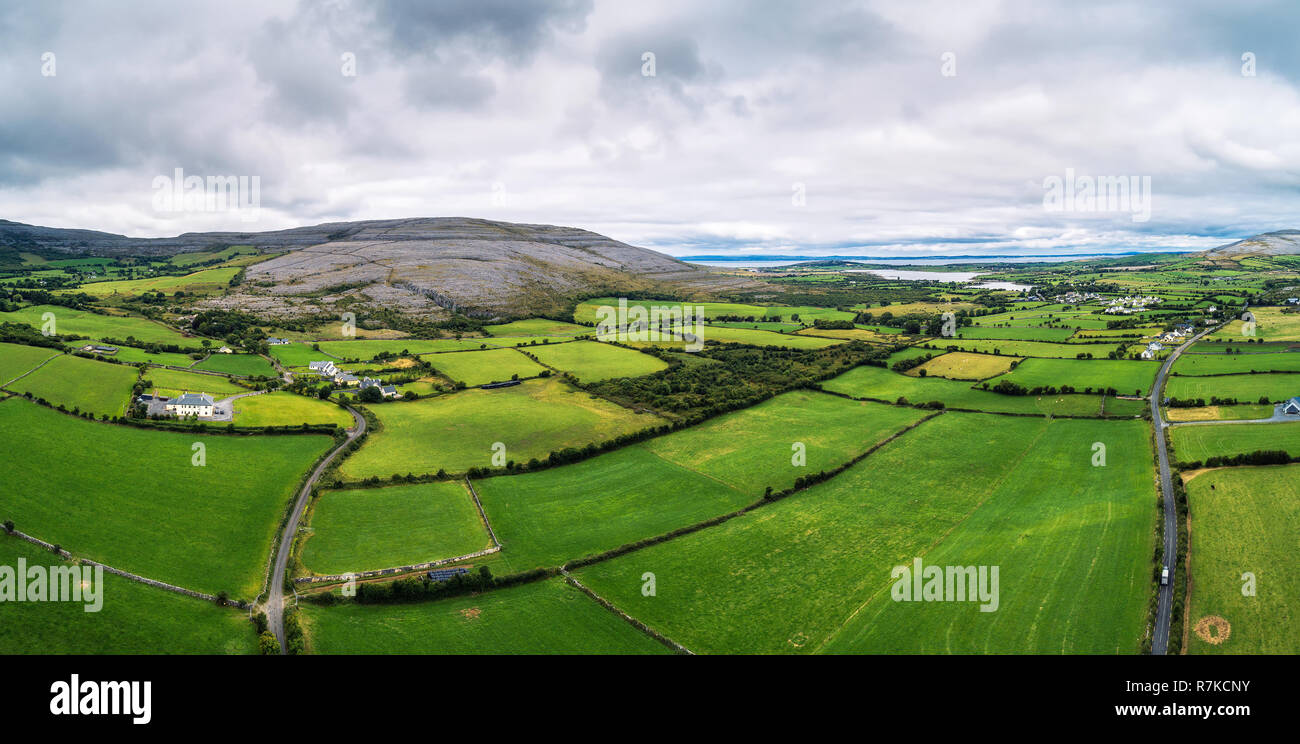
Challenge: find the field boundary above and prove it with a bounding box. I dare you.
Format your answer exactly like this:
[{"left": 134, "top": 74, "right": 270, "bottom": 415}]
[
  {"left": 0, "top": 349, "right": 61, "bottom": 388},
  {"left": 292, "top": 545, "right": 501, "bottom": 584},
  {"left": 560, "top": 568, "right": 693, "bottom": 655},
  {"left": 463, "top": 477, "right": 501, "bottom": 548}
]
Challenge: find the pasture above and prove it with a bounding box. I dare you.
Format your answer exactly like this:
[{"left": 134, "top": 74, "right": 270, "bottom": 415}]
[
  {"left": 1170, "top": 422, "right": 1300, "bottom": 462},
  {"left": 990, "top": 358, "right": 1157, "bottom": 395},
  {"left": 194, "top": 353, "right": 277, "bottom": 377},
  {"left": 423, "top": 347, "right": 547, "bottom": 386},
  {"left": 522, "top": 340, "right": 668, "bottom": 382},
  {"left": 0, "top": 398, "right": 333, "bottom": 598},
  {"left": 1173, "top": 351, "right": 1300, "bottom": 376},
  {"left": 301, "top": 482, "right": 491, "bottom": 575},
  {"left": 71, "top": 266, "right": 240, "bottom": 297},
  {"left": 918, "top": 338, "right": 1122, "bottom": 359},
  {"left": 1184, "top": 466, "right": 1300, "bottom": 654},
  {"left": 484, "top": 318, "right": 590, "bottom": 336},
  {"left": 0, "top": 342, "right": 59, "bottom": 385},
  {"left": 575, "top": 413, "right": 1156, "bottom": 654},
  {"left": 11, "top": 353, "right": 138, "bottom": 417},
  {"left": 909, "top": 352, "right": 1018, "bottom": 380},
  {"left": 338, "top": 377, "right": 662, "bottom": 479},
  {"left": 0, "top": 304, "right": 192, "bottom": 346},
  {"left": 300, "top": 578, "right": 670, "bottom": 654},
  {"left": 1165, "top": 372, "right": 1300, "bottom": 403},
  {"left": 232, "top": 392, "right": 353, "bottom": 428},
  {"left": 574, "top": 298, "right": 855, "bottom": 325},
  {"left": 142, "top": 367, "right": 246, "bottom": 397}
]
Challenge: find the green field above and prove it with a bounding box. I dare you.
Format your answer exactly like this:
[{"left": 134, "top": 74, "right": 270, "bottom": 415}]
[
  {"left": 93, "top": 344, "right": 195, "bottom": 367},
  {"left": 0, "top": 304, "right": 193, "bottom": 346},
  {"left": 423, "top": 348, "right": 547, "bottom": 386},
  {"left": 300, "top": 578, "right": 670, "bottom": 654},
  {"left": 193, "top": 353, "right": 277, "bottom": 377},
  {"left": 821, "top": 363, "right": 1122, "bottom": 417},
  {"left": 911, "top": 352, "right": 1018, "bottom": 380},
  {"left": 301, "top": 482, "right": 491, "bottom": 575},
  {"left": 142, "top": 367, "right": 246, "bottom": 397},
  {"left": 1165, "top": 372, "right": 1300, "bottom": 403},
  {"left": 9, "top": 353, "right": 138, "bottom": 417},
  {"left": 70, "top": 266, "right": 240, "bottom": 297},
  {"left": 314, "top": 338, "right": 514, "bottom": 360},
  {"left": 476, "top": 393, "right": 928, "bottom": 570},
  {"left": 484, "top": 318, "right": 590, "bottom": 337},
  {"left": 232, "top": 392, "right": 353, "bottom": 428},
  {"left": 523, "top": 340, "right": 668, "bottom": 382},
  {"left": 1173, "top": 352, "right": 1300, "bottom": 375},
  {"left": 0, "top": 537, "right": 255, "bottom": 654},
  {"left": 0, "top": 342, "right": 60, "bottom": 385},
  {"left": 0, "top": 398, "right": 333, "bottom": 598},
  {"left": 1170, "top": 422, "right": 1300, "bottom": 462},
  {"left": 918, "top": 338, "right": 1122, "bottom": 359},
  {"left": 613, "top": 324, "right": 846, "bottom": 350},
  {"left": 990, "top": 358, "right": 1157, "bottom": 395},
  {"left": 575, "top": 298, "right": 855, "bottom": 325},
  {"left": 953, "top": 326, "right": 1077, "bottom": 342},
  {"left": 1184, "top": 466, "right": 1300, "bottom": 654},
  {"left": 269, "top": 342, "right": 335, "bottom": 367},
  {"left": 339, "top": 377, "right": 663, "bottom": 479},
  {"left": 575, "top": 413, "right": 1156, "bottom": 654},
  {"left": 1165, "top": 404, "right": 1273, "bottom": 423}
]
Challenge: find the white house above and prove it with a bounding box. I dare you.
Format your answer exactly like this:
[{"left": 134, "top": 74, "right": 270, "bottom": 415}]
[
  {"left": 165, "top": 392, "right": 215, "bottom": 418},
  {"left": 1284, "top": 397, "right": 1300, "bottom": 415},
  {"left": 380, "top": 384, "right": 400, "bottom": 399},
  {"left": 308, "top": 360, "right": 338, "bottom": 377},
  {"left": 217, "top": 346, "right": 233, "bottom": 354},
  {"left": 360, "top": 377, "right": 382, "bottom": 390},
  {"left": 267, "top": 338, "right": 290, "bottom": 345}
]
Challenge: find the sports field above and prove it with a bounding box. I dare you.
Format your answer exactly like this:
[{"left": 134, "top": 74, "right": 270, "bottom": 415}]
[
  {"left": 475, "top": 394, "right": 927, "bottom": 570},
  {"left": 1170, "top": 421, "right": 1300, "bottom": 462},
  {"left": 1165, "top": 372, "right": 1300, "bottom": 403},
  {"left": 0, "top": 537, "right": 255, "bottom": 654},
  {"left": 142, "top": 367, "right": 246, "bottom": 397},
  {"left": 338, "top": 377, "right": 663, "bottom": 479},
  {"left": 0, "top": 398, "right": 333, "bottom": 598},
  {"left": 1184, "top": 466, "right": 1300, "bottom": 654},
  {"left": 300, "top": 578, "right": 670, "bottom": 654},
  {"left": 10, "top": 353, "right": 138, "bottom": 417},
  {"left": 0, "top": 304, "right": 193, "bottom": 346},
  {"left": 990, "top": 358, "right": 1157, "bottom": 395},
  {"left": 301, "top": 482, "right": 491, "bottom": 575},
  {"left": 909, "top": 352, "right": 1018, "bottom": 380},
  {"left": 424, "top": 347, "right": 546, "bottom": 386},
  {"left": 0, "top": 342, "right": 60, "bottom": 385},
  {"left": 231, "top": 392, "right": 353, "bottom": 428},
  {"left": 575, "top": 413, "right": 1156, "bottom": 654},
  {"left": 523, "top": 340, "right": 668, "bottom": 382},
  {"left": 193, "top": 353, "right": 277, "bottom": 377}
]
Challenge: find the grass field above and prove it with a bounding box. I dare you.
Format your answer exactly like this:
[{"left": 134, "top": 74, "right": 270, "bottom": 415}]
[
  {"left": 1170, "top": 422, "right": 1300, "bottom": 462},
  {"left": 574, "top": 298, "right": 855, "bottom": 325},
  {"left": 0, "top": 537, "right": 256, "bottom": 654},
  {"left": 314, "top": 338, "right": 511, "bottom": 360},
  {"left": 142, "top": 367, "right": 246, "bottom": 397},
  {"left": 193, "top": 353, "right": 277, "bottom": 377},
  {"left": 9, "top": 353, "right": 138, "bottom": 417},
  {"left": 269, "top": 343, "right": 337, "bottom": 367},
  {"left": 339, "top": 377, "right": 662, "bottom": 479},
  {"left": 918, "top": 338, "right": 1122, "bottom": 359},
  {"left": 0, "top": 304, "right": 193, "bottom": 346},
  {"left": 990, "top": 358, "right": 1157, "bottom": 395},
  {"left": 301, "top": 482, "right": 491, "bottom": 575},
  {"left": 612, "top": 323, "right": 846, "bottom": 350},
  {"left": 484, "top": 318, "right": 590, "bottom": 336},
  {"left": 0, "top": 398, "right": 333, "bottom": 598},
  {"left": 522, "top": 340, "right": 668, "bottom": 382},
  {"left": 423, "top": 348, "right": 546, "bottom": 386},
  {"left": 70, "top": 267, "right": 240, "bottom": 297},
  {"left": 300, "top": 578, "right": 670, "bottom": 654},
  {"left": 1165, "top": 404, "right": 1273, "bottom": 422},
  {"left": 232, "top": 392, "right": 353, "bottom": 428},
  {"left": 909, "top": 352, "right": 1018, "bottom": 380},
  {"left": 821, "top": 363, "right": 1121, "bottom": 417},
  {"left": 1184, "top": 466, "right": 1300, "bottom": 654},
  {"left": 475, "top": 393, "right": 928, "bottom": 570},
  {"left": 0, "top": 342, "right": 59, "bottom": 385},
  {"left": 1165, "top": 372, "right": 1300, "bottom": 403},
  {"left": 1210, "top": 306, "right": 1300, "bottom": 342},
  {"left": 94, "top": 344, "right": 195, "bottom": 367},
  {"left": 1173, "top": 352, "right": 1300, "bottom": 376},
  {"left": 954, "top": 326, "right": 1078, "bottom": 342},
  {"left": 575, "top": 413, "right": 1156, "bottom": 654}
]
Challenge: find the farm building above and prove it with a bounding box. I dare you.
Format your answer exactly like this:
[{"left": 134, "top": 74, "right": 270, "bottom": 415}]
[
  {"left": 267, "top": 337, "right": 290, "bottom": 345},
  {"left": 165, "top": 392, "right": 215, "bottom": 418},
  {"left": 380, "top": 385, "right": 399, "bottom": 399},
  {"left": 308, "top": 360, "right": 338, "bottom": 377},
  {"left": 1284, "top": 397, "right": 1300, "bottom": 415},
  {"left": 81, "top": 344, "right": 118, "bottom": 355},
  {"left": 335, "top": 373, "right": 360, "bottom": 386}
]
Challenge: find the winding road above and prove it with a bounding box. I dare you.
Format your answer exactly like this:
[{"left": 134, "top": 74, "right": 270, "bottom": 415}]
[
  {"left": 263, "top": 404, "right": 366, "bottom": 652},
  {"left": 1148, "top": 323, "right": 1219, "bottom": 655}
]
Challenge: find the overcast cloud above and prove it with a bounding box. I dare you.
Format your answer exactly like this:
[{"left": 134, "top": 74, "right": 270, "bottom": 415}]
[{"left": 1, "top": 0, "right": 1298, "bottom": 257}]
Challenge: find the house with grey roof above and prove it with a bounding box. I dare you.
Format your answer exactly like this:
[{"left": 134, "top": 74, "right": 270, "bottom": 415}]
[{"left": 165, "top": 392, "right": 215, "bottom": 418}]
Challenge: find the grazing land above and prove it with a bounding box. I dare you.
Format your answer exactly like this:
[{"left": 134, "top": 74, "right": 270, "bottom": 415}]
[
  {"left": 990, "top": 358, "right": 1157, "bottom": 395},
  {"left": 194, "top": 353, "right": 277, "bottom": 377},
  {"left": 522, "top": 340, "right": 669, "bottom": 382},
  {"left": 909, "top": 351, "right": 1018, "bottom": 380},
  {"left": 0, "top": 304, "right": 193, "bottom": 346},
  {"left": 0, "top": 342, "right": 60, "bottom": 385},
  {"left": 1165, "top": 372, "right": 1300, "bottom": 403},
  {"left": 918, "top": 338, "right": 1122, "bottom": 359},
  {"left": 1170, "top": 422, "right": 1300, "bottom": 462},
  {"left": 484, "top": 318, "right": 590, "bottom": 336},
  {"left": 9, "top": 353, "right": 138, "bottom": 417},
  {"left": 423, "top": 347, "right": 547, "bottom": 386},
  {"left": 232, "top": 392, "right": 353, "bottom": 428},
  {"left": 142, "top": 367, "right": 247, "bottom": 397}
]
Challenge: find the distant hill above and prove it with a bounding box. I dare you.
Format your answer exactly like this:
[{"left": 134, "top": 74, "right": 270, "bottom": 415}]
[
  {"left": 1200, "top": 230, "right": 1300, "bottom": 258},
  {"left": 0, "top": 217, "right": 768, "bottom": 319}
]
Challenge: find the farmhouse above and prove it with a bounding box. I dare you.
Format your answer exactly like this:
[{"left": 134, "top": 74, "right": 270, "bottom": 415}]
[
  {"left": 380, "top": 384, "right": 399, "bottom": 399},
  {"left": 1284, "top": 397, "right": 1300, "bottom": 415},
  {"left": 216, "top": 346, "right": 233, "bottom": 354},
  {"left": 308, "top": 360, "right": 338, "bottom": 377},
  {"left": 1140, "top": 341, "right": 1164, "bottom": 360},
  {"left": 267, "top": 337, "right": 290, "bottom": 345},
  {"left": 360, "top": 377, "right": 382, "bottom": 390},
  {"left": 335, "top": 373, "right": 360, "bottom": 386},
  {"left": 164, "top": 392, "right": 215, "bottom": 418}
]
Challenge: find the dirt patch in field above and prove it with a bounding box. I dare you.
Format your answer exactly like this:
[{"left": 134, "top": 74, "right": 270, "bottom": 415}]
[
  {"left": 1194, "top": 615, "right": 1231, "bottom": 645},
  {"left": 460, "top": 607, "right": 481, "bottom": 620}
]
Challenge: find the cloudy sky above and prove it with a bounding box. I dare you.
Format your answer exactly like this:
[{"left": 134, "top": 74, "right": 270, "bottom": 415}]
[{"left": 2, "top": 0, "right": 1298, "bottom": 258}]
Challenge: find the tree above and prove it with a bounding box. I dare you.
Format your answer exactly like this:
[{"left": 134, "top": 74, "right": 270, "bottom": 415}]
[
  {"left": 2, "top": 519, "right": 13, "bottom": 534},
  {"left": 359, "top": 385, "right": 383, "bottom": 403},
  {"left": 317, "top": 384, "right": 332, "bottom": 400}
]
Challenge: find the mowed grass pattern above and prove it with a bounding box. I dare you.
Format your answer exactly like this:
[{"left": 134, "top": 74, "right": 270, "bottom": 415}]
[
  {"left": 339, "top": 378, "right": 662, "bottom": 479},
  {"left": 301, "top": 578, "right": 670, "bottom": 654},
  {"left": 576, "top": 414, "right": 1156, "bottom": 654},
  {"left": 11, "top": 353, "right": 138, "bottom": 417},
  {"left": 523, "top": 340, "right": 668, "bottom": 382},
  {"left": 0, "top": 399, "right": 333, "bottom": 597},
  {"left": 302, "top": 482, "right": 491, "bottom": 575},
  {"left": 1184, "top": 466, "right": 1300, "bottom": 654}
]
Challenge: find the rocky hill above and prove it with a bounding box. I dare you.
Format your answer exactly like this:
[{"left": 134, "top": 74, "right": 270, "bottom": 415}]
[{"left": 1199, "top": 230, "right": 1300, "bottom": 258}]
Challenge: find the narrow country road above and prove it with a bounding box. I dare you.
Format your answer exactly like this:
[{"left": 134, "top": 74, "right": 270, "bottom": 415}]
[
  {"left": 264, "top": 403, "right": 366, "bottom": 653},
  {"left": 1148, "top": 322, "right": 1219, "bottom": 655}
]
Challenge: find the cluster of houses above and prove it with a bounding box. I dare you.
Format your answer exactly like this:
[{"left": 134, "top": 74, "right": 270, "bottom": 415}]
[
  {"left": 1104, "top": 295, "right": 1163, "bottom": 314},
  {"left": 308, "top": 360, "right": 398, "bottom": 398},
  {"left": 1054, "top": 291, "right": 1102, "bottom": 304},
  {"left": 1140, "top": 323, "right": 1196, "bottom": 359}
]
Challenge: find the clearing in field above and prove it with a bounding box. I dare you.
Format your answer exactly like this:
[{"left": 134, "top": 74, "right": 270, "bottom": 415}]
[
  {"left": 142, "top": 367, "right": 247, "bottom": 398},
  {"left": 300, "top": 481, "right": 491, "bottom": 575},
  {"left": 193, "top": 353, "right": 277, "bottom": 377},
  {"left": 0, "top": 342, "right": 60, "bottom": 385},
  {"left": 990, "top": 358, "right": 1156, "bottom": 395},
  {"left": 0, "top": 398, "right": 333, "bottom": 598},
  {"left": 0, "top": 304, "right": 193, "bottom": 346},
  {"left": 1170, "top": 421, "right": 1300, "bottom": 462},
  {"left": 300, "top": 578, "right": 670, "bottom": 654},
  {"left": 338, "top": 377, "right": 662, "bottom": 479},
  {"left": 232, "top": 392, "right": 353, "bottom": 428},
  {"left": 1165, "top": 372, "right": 1300, "bottom": 404},
  {"left": 423, "top": 347, "right": 546, "bottom": 386},
  {"left": 9, "top": 353, "right": 138, "bottom": 417},
  {"left": 0, "top": 537, "right": 255, "bottom": 654},
  {"left": 475, "top": 393, "right": 928, "bottom": 570},
  {"left": 575, "top": 413, "right": 1156, "bottom": 654},
  {"left": 1184, "top": 466, "right": 1300, "bottom": 654},
  {"left": 908, "top": 352, "right": 1018, "bottom": 380},
  {"left": 522, "top": 340, "right": 668, "bottom": 382}
]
